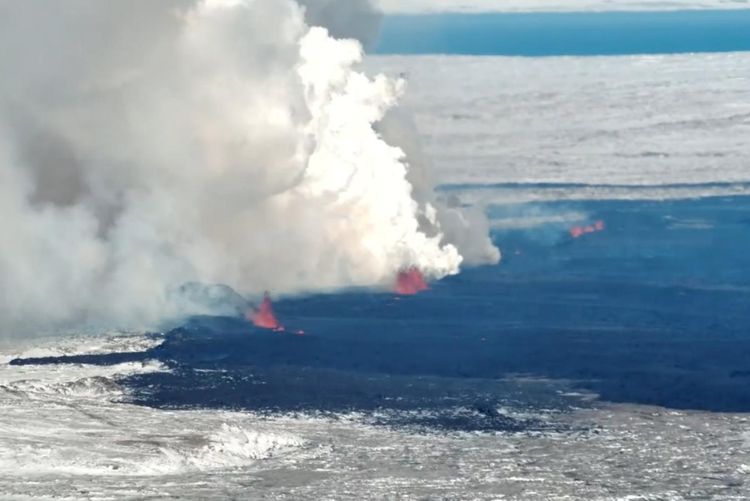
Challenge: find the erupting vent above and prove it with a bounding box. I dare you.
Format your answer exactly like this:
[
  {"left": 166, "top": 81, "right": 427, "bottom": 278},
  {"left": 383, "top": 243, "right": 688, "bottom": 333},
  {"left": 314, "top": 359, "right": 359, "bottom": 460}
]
[
  {"left": 248, "top": 293, "right": 284, "bottom": 332},
  {"left": 395, "top": 269, "right": 429, "bottom": 295},
  {"left": 570, "top": 220, "right": 606, "bottom": 239}
]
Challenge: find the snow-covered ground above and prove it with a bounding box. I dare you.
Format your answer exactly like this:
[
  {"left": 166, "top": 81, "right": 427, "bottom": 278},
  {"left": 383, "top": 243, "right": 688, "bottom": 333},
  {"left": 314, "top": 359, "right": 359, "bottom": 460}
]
[
  {"left": 1, "top": 332, "right": 749, "bottom": 500},
  {"left": 369, "top": 53, "right": 750, "bottom": 194}
]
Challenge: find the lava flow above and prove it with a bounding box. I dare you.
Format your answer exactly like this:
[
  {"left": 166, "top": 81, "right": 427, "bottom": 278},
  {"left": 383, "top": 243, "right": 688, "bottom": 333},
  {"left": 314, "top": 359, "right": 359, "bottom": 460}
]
[
  {"left": 570, "top": 220, "right": 605, "bottom": 239},
  {"left": 395, "top": 268, "right": 429, "bottom": 295},
  {"left": 248, "top": 292, "right": 285, "bottom": 332}
]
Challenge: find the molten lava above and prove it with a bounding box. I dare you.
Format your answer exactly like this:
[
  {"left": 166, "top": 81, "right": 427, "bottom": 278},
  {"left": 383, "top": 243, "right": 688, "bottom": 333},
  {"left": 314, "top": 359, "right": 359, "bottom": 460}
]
[
  {"left": 395, "top": 268, "right": 429, "bottom": 295},
  {"left": 570, "top": 220, "right": 606, "bottom": 239},
  {"left": 249, "top": 293, "right": 285, "bottom": 332}
]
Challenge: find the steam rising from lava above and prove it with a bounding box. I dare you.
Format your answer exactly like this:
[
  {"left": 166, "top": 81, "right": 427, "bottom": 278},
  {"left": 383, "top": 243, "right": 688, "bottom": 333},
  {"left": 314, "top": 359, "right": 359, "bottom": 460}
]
[{"left": 0, "top": 0, "right": 499, "bottom": 337}]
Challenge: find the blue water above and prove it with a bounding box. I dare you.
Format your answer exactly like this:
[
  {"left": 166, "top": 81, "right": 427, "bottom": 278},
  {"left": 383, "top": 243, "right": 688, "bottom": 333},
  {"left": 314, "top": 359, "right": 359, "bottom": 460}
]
[
  {"left": 14, "top": 193, "right": 750, "bottom": 431},
  {"left": 375, "top": 10, "right": 750, "bottom": 56}
]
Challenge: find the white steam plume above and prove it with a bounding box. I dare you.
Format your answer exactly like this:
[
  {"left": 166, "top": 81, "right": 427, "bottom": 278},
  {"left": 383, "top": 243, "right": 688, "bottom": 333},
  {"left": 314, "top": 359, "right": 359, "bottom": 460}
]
[{"left": 0, "top": 0, "right": 499, "bottom": 337}]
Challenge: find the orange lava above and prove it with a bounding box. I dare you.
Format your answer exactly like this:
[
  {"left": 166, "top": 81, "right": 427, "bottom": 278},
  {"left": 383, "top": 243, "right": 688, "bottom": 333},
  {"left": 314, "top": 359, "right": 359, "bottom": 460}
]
[
  {"left": 395, "top": 268, "right": 429, "bottom": 295},
  {"left": 249, "top": 292, "right": 285, "bottom": 332},
  {"left": 570, "top": 220, "right": 606, "bottom": 239}
]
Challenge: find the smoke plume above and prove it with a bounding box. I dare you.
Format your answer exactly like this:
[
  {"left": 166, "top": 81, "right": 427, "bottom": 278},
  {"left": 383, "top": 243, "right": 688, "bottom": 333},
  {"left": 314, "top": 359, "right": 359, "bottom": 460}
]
[
  {"left": 0, "top": 0, "right": 499, "bottom": 337},
  {"left": 298, "top": 0, "right": 383, "bottom": 48}
]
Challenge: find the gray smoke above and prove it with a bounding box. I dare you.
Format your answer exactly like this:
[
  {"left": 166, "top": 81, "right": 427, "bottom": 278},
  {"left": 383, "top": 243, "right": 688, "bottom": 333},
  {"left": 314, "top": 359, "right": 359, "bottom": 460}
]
[
  {"left": 299, "top": 0, "right": 383, "bottom": 47},
  {"left": 378, "top": 108, "right": 501, "bottom": 266}
]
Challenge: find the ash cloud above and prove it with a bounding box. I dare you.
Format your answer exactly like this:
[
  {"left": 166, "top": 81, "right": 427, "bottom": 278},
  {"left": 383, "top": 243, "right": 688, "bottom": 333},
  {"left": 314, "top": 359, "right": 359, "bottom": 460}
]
[{"left": 0, "top": 0, "right": 498, "bottom": 337}]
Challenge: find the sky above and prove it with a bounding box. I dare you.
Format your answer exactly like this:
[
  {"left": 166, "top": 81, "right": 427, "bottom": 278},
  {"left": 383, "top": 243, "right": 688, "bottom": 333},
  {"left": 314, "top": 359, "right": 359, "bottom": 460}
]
[{"left": 376, "top": 0, "right": 750, "bottom": 13}]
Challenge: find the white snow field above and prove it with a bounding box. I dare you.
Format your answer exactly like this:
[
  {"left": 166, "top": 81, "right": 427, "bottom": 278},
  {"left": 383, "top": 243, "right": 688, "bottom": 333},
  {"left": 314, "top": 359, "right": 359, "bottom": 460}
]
[
  {"left": 368, "top": 53, "right": 750, "bottom": 198},
  {"left": 1, "top": 332, "right": 749, "bottom": 500}
]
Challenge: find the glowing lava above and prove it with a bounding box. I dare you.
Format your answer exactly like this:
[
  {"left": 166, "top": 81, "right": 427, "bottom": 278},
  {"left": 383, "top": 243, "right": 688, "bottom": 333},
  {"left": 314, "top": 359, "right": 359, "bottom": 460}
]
[
  {"left": 395, "top": 268, "right": 429, "bottom": 295},
  {"left": 249, "top": 293, "right": 285, "bottom": 332},
  {"left": 570, "top": 220, "right": 606, "bottom": 239}
]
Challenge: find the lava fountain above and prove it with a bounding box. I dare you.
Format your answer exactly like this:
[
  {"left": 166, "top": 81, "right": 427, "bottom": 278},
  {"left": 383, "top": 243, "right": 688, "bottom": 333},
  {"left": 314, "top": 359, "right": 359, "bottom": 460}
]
[
  {"left": 570, "top": 220, "right": 606, "bottom": 239},
  {"left": 395, "top": 268, "right": 429, "bottom": 295},
  {"left": 248, "top": 292, "right": 285, "bottom": 332}
]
